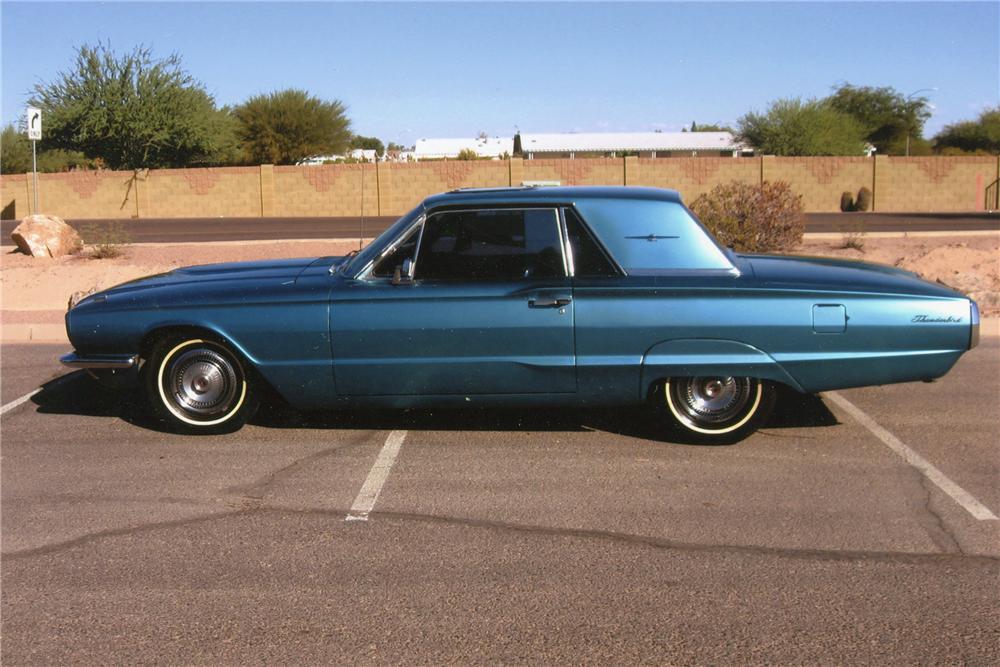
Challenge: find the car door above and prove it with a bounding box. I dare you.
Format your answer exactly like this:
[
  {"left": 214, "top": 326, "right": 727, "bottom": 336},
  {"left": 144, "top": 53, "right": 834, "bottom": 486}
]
[{"left": 330, "top": 207, "right": 577, "bottom": 396}]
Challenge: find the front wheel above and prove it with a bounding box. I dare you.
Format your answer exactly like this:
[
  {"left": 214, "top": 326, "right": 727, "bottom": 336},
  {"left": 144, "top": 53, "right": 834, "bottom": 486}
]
[
  {"left": 144, "top": 336, "right": 259, "bottom": 434},
  {"left": 658, "top": 376, "right": 775, "bottom": 444}
]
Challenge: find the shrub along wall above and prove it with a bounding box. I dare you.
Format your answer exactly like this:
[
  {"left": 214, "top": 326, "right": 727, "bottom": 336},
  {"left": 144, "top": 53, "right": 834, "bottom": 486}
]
[{"left": 2, "top": 156, "right": 998, "bottom": 220}]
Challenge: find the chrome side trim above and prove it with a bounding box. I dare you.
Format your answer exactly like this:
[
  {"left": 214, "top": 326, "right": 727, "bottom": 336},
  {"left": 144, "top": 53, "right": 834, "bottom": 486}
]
[
  {"left": 60, "top": 352, "right": 137, "bottom": 369},
  {"left": 970, "top": 300, "right": 980, "bottom": 350}
]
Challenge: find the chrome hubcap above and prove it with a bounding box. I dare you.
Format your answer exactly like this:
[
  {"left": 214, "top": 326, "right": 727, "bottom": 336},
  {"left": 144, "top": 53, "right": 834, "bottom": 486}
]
[
  {"left": 168, "top": 348, "right": 238, "bottom": 417},
  {"left": 676, "top": 376, "right": 753, "bottom": 424}
]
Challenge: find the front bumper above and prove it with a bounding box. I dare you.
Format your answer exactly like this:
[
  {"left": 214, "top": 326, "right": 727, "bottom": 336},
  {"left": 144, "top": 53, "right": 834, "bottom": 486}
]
[{"left": 60, "top": 352, "right": 138, "bottom": 369}]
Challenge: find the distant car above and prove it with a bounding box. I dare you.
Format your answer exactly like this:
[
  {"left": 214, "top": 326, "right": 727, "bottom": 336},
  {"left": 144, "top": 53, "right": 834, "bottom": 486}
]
[{"left": 62, "top": 186, "right": 979, "bottom": 442}]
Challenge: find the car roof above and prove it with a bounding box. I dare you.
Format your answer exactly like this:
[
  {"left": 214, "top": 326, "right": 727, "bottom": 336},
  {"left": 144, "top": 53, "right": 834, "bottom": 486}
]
[{"left": 421, "top": 185, "right": 682, "bottom": 209}]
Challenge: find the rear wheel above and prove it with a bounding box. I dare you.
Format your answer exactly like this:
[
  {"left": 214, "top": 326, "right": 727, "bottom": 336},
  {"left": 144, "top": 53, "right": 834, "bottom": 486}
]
[
  {"left": 144, "top": 336, "right": 259, "bottom": 434},
  {"left": 658, "top": 376, "right": 774, "bottom": 444}
]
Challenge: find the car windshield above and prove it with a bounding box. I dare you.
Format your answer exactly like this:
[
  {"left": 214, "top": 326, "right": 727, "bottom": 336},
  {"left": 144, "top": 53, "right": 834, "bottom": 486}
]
[{"left": 341, "top": 205, "right": 423, "bottom": 275}]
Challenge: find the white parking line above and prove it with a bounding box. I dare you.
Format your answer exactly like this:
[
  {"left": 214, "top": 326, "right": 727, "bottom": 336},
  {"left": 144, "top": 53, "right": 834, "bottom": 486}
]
[
  {"left": 826, "top": 391, "right": 998, "bottom": 521},
  {"left": 0, "top": 388, "right": 42, "bottom": 417},
  {"left": 345, "top": 430, "right": 407, "bottom": 522}
]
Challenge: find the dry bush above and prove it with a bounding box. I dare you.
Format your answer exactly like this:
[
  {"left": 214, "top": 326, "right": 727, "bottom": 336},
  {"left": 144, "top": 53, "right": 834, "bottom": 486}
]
[
  {"left": 689, "top": 181, "right": 805, "bottom": 253},
  {"left": 838, "top": 220, "right": 866, "bottom": 251},
  {"left": 80, "top": 221, "right": 131, "bottom": 259}
]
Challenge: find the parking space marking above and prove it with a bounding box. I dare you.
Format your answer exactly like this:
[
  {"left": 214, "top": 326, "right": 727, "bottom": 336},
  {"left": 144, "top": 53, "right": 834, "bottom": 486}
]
[
  {"left": 345, "top": 430, "right": 407, "bottom": 522},
  {"left": 0, "top": 388, "right": 42, "bottom": 417},
  {"left": 826, "top": 391, "right": 998, "bottom": 521}
]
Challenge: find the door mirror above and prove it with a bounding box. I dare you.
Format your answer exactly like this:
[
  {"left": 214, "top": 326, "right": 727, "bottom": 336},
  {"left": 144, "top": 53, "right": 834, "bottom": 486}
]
[{"left": 392, "top": 258, "right": 415, "bottom": 285}]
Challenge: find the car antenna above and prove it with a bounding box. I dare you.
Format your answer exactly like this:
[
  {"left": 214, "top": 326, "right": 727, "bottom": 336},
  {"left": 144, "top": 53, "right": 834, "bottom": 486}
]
[{"left": 359, "top": 163, "right": 365, "bottom": 251}]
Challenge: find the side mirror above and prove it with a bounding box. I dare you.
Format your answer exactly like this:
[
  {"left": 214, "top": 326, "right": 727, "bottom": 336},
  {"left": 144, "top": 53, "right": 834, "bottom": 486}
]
[{"left": 392, "top": 258, "right": 415, "bottom": 285}]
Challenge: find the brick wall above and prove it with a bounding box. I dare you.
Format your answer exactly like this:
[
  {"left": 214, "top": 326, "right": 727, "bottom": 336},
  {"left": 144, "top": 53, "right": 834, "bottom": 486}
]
[
  {"left": 144, "top": 167, "right": 262, "bottom": 218},
  {"left": 873, "top": 156, "right": 999, "bottom": 212},
  {"left": 2, "top": 156, "right": 998, "bottom": 220},
  {"left": 628, "top": 157, "right": 760, "bottom": 202}
]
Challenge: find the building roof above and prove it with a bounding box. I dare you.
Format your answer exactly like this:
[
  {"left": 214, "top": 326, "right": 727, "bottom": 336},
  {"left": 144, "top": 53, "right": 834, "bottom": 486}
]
[
  {"left": 297, "top": 149, "right": 378, "bottom": 165},
  {"left": 414, "top": 136, "right": 514, "bottom": 159},
  {"left": 520, "top": 131, "right": 745, "bottom": 153}
]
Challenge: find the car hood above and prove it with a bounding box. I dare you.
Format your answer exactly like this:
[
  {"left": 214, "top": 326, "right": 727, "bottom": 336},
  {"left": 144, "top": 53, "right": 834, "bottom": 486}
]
[
  {"left": 742, "top": 253, "right": 966, "bottom": 299},
  {"left": 91, "top": 257, "right": 343, "bottom": 300}
]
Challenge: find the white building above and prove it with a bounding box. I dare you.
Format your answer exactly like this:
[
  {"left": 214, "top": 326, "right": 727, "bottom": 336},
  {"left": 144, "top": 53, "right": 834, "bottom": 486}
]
[
  {"left": 413, "top": 136, "right": 515, "bottom": 160},
  {"left": 518, "top": 132, "right": 750, "bottom": 158},
  {"left": 297, "top": 149, "right": 379, "bottom": 165}
]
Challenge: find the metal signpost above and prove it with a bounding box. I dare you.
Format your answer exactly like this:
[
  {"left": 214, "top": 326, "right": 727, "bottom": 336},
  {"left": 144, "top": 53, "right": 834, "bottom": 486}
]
[{"left": 26, "top": 106, "right": 42, "bottom": 213}]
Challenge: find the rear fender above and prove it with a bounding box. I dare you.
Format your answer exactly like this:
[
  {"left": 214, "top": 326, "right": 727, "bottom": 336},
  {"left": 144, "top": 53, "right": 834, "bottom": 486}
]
[{"left": 640, "top": 338, "right": 805, "bottom": 397}]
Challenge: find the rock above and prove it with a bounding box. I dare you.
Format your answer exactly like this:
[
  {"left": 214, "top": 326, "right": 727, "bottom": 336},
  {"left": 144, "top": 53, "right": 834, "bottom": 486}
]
[
  {"left": 68, "top": 287, "right": 96, "bottom": 310},
  {"left": 11, "top": 214, "right": 83, "bottom": 258}
]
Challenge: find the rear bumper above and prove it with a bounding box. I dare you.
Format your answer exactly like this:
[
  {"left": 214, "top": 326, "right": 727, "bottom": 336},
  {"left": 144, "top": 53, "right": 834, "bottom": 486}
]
[
  {"left": 970, "top": 301, "right": 980, "bottom": 350},
  {"left": 60, "top": 352, "right": 138, "bottom": 369}
]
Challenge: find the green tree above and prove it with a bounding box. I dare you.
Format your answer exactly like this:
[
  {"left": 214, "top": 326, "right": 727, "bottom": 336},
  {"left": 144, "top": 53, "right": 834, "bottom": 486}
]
[
  {"left": 2, "top": 124, "right": 95, "bottom": 173},
  {"left": 737, "top": 98, "right": 867, "bottom": 156},
  {"left": 933, "top": 107, "right": 1000, "bottom": 155},
  {"left": 828, "top": 84, "right": 932, "bottom": 155},
  {"left": 30, "top": 43, "right": 233, "bottom": 170},
  {"left": 386, "top": 142, "right": 406, "bottom": 152},
  {"left": 1, "top": 125, "right": 31, "bottom": 173},
  {"left": 349, "top": 134, "right": 385, "bottom": 157},
  {"left": 233, "top": 89, "right": 350, "bottom": 165},
  {"left": 689, "top": 122, "right": 734, "bottom": 133}
]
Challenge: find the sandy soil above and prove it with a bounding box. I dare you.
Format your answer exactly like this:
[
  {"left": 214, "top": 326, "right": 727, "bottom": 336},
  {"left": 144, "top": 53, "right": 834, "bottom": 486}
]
[
  {"left": 795, "top": 235, "right": 999, "bottom": 314},
  {"left": 2, "top": 235, "right": 998, "bottom": 321}
]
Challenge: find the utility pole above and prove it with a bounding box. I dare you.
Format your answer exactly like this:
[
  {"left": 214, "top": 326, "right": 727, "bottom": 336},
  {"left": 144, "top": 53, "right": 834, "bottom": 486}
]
[{"left": 904, "top": 88, "right": 937, "bottom": 157}]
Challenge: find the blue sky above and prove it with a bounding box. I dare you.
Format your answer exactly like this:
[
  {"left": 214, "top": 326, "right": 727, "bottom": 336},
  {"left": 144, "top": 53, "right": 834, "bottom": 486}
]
[{"left": 2, "top": 2, "right": 998, "bottom": 145}]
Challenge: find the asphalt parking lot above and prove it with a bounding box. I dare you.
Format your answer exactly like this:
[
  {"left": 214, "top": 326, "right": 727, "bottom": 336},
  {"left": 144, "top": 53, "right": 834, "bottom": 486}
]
[{"left": 2, "top": 341, "right": 998, "bottom": 664}]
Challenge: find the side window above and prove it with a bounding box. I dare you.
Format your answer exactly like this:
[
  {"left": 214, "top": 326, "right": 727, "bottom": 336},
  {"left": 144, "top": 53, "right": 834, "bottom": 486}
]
[
  {"left": 415, "top": 209, "right": 565, "bottom": 281},
  {"left": 564, "top": 208, "right": 618, "bottom": 277},
  {"left": 372, "top": 224, "right": 420, "bottom": 277}
]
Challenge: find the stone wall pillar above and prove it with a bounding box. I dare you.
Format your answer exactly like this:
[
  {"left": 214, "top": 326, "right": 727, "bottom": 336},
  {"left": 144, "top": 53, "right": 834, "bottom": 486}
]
[
  {"left": 259, "top": 164, "right": 275, "bottom": 216},
  {"left": 872, "top": 155, "right": 890, "bottom": 212},
  {"left": 509, "top": 158, "right": 524, "bottom": 186},
  {"left": 376, "top": 161, "right": 391, "bottom": 216},
  {"left": 25, "top": 173, "right": 35, "bottom": 215},
  {"left": 760, "top": 155, "right": 775, "bottom": 184},
  {"left": 134, "top": 169, "right": 149, "bottom": 218},
  {"left": 623, "top": 156, "right": 638, "bottom": 185}
]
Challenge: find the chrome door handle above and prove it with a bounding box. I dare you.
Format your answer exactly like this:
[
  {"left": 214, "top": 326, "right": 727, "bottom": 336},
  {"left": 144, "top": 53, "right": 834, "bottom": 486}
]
[{"left": 529, "top": 297, "right": 572, "bottom": 308}]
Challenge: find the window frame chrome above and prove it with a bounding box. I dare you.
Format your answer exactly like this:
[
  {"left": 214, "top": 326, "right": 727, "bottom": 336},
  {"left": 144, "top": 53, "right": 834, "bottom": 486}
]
[
  {"left": 353, "top": 214, "right": 426, "bottom": 281},
  {"left": 400, "top": 206, "right": 569, "bottom": 283}
]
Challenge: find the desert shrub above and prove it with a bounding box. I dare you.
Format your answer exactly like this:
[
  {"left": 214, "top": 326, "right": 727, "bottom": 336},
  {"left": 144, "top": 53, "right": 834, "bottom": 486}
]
[
  {"left": 80, "top": 221, "right": 131, "bottom": 259},
  {"left": 840, "top": 191, "right": 855, "bottom": 212},
  {"left": 455, "top": 148, "right": 479, "bottom": 161},
  {"left": 838, "top": 221, "right": 866, "bottom": 251},
  {"left": 855, "top": 186, "right": 872, "bottom": 212},
  {"left": 689, "top": 181, "right": 805, "bottom": 252}
]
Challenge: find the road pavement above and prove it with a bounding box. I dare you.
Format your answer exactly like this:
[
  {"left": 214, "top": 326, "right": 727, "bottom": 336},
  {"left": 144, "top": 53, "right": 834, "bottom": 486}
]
[
  {"left": 3, "top": 211, "right": 998, "bottom": 245},
  {"left": 1, "top": 342, "right": 998, "bottom": 664}
]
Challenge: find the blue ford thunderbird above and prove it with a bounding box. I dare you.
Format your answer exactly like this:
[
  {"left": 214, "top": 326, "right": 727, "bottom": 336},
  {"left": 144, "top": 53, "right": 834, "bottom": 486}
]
[{"left": 61, "top": 186, "right": 979, "bottom": 442}]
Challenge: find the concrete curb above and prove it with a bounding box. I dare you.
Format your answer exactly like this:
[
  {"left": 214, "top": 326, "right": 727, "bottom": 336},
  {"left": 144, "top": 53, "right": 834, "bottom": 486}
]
[
  {"left": 1, "top": 324, "right": 68, "bottom": 344},
  {"left": 4, "top": 318, "right": 998, "bottom": 345},
  {"left": 802, "top": 230, "right": 1000, "bottom": 240}
]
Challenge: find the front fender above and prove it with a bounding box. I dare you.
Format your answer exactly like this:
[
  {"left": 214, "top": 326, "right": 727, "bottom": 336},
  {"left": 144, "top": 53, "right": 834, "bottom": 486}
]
[{"left": 640, "top": 338, "right": 805, "bottom": 396}]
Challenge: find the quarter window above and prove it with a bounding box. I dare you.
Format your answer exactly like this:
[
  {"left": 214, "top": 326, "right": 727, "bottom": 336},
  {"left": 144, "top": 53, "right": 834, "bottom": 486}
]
[
  {"left": 415, "top": 209, "right": 565, "bottom": 281},
  {"left": 564, "top": 208, "right": 618, "bottom": 277}
]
